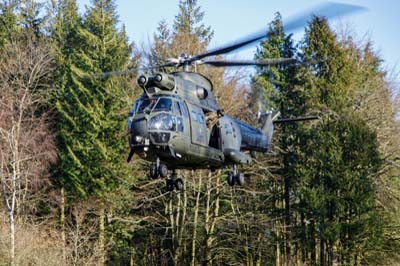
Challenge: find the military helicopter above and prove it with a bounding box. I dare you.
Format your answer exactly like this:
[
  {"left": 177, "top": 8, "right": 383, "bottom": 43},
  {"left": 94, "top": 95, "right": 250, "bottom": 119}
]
[{"left": 97, "top": 2, "right": 365, "bottom": 191}]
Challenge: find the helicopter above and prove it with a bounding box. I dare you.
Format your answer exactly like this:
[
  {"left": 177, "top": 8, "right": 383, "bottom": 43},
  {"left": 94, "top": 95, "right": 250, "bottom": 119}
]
[{"left": 97, "top": 2, "right": 365, "bottom": 191}]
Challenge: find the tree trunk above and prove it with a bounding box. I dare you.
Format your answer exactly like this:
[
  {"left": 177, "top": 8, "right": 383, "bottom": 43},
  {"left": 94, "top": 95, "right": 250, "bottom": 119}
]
[
  {"left": 191, "top": 173, "right": 202, "bottom": 266},
  {"left": 205, "top": 171, "right": 220, "bottom": 266},
  {"left": 310, "top": 221, "right": 316, "bottom": 266},
  {"left": 256, "top": 233, "right": 262, "bottom": 266},
  {"left": 61, "top": 186, "right": 66, "bottom": 265},
  {"left": 320, "top": 239, "right": 325, "bottom": 266},
  {"left": 168, "top": 194, "right": 176, "bottom": 265},
  {"left": 1, "top": 159, "right": 18, "bottom": 266},
  {"left": 284, "top": 176, "right": 291, "bottom": 266},
  {"left": 205, "top": 172, "right": 212, "bottom": 265},
  {"left": 275, "top": 221, "right": 280, "bottom": 266},
  {"left": 330, "top": 240, "right": 338, "bottom": 266},
  {"left": 10, "top": 208, "right": 15, "bottom": 266},
  {"left": 174, "top": 174, "right": 188, "bottom": 263},
  {"left": 99, "top": 203, "right": 105, "bottom": 266}
]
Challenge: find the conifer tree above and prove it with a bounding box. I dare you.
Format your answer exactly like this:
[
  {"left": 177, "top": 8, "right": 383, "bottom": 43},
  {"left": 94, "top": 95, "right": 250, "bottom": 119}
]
[
  {"left": 52, "top": 0, "right": 86, "bottom": 197},
  {"left": 251, "top": 13, "right": 304, "bottom": 264},
  {"left": 252, "top": 14, "right": 385, "bottom": 265},
  {"left": 293, "top": 17, "right": 383, "bottom": 265},
  {"left": 52, "top": 1, "right": 132, "bottom": 263},
  {"left": 53, "top": 0, "right": 131, "bottom": 198}
]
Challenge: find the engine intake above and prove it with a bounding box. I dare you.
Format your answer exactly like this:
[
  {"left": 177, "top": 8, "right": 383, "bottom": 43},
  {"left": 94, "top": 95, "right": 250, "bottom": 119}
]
[
  {"left": 137, "top": 75, "right": 148, "bottom": 87},
  {"left": 154, "top": 72, "right": 175, "bottom": 91}
]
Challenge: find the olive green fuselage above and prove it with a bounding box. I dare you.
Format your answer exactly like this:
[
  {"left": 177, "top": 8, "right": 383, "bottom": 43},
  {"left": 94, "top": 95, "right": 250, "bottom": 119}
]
[{"left": 127, "top": 71, "right": 272, "bottom": 169}]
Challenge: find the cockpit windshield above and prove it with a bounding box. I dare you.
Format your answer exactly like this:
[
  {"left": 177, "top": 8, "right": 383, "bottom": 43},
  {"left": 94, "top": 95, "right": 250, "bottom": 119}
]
[
  {"left": 134, "top": 97, "right": 174, "bottom": 114},
  {"left": 153, "top": 98, "right": 172, "bottom": 112},
  {"left": 137, "top": 98, "right": 157, "bottom": 113}
]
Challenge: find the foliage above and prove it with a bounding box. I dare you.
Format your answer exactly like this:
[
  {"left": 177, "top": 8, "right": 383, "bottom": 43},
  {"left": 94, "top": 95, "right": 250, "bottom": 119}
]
[
  {"left": 53, "top": 0, "right": 132, "bottom": 199},
  {"left": 0, "top": 1, "right": 399, "bottom": 266}
]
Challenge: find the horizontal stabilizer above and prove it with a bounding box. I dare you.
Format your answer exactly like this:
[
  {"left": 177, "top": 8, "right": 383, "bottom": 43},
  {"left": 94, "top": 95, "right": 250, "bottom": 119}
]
[{"left": 273, "top": 116, "right": 319, "bottom": 124}]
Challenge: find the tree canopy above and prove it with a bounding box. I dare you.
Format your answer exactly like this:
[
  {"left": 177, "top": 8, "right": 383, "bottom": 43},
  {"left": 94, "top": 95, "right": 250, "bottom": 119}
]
[{"left": 0, "top": 1, "right": 399, "bottom": 265}]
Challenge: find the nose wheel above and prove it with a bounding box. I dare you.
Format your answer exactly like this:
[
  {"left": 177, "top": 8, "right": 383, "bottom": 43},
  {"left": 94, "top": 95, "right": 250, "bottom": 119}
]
[
  {"left": 227, "top": 165, "right": 245, "bottom": 186},
  {"left": 148, "top": 159, "right": 184, "bottom": 191},
  {"left": 166, "top": 177, "right": 184, "bottom": 191},
  {"left": 149, "top": 158, "right": 169, "bottom": 179}
]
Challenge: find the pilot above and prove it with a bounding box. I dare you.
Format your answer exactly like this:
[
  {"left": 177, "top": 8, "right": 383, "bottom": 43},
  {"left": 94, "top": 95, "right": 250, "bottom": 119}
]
[{"left": 205, "top": 109, "right": 224, "bottom": 129}]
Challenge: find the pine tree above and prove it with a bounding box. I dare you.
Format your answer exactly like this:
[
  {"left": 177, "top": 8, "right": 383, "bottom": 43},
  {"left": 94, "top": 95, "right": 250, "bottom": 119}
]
[
  {"left": 52, "top": 0, "right": 86, "bottom": 197},
  {"left": 292, "top": 17, "right": 383, "bottom": 265},
  {"left": 251, "top": 13, "right": 305, "bottom": 265},
  {"left": 302, "top": 16, "right": 358, "bottom": 113},
  {"left": 53, "top": 0, "right": 131, "bottom": 198},
  {"left": 252, "top": 14, "right": 385, "bottom": 265},
  {"left": 51, "top": 1, "right": 132, "bottom": 263}
]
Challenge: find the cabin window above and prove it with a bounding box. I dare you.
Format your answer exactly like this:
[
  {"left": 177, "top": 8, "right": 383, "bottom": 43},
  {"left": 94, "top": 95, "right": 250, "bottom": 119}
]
[
  {"left": 153, "top": 98, "right": 172, "bottom": 112},
  {"left": 198, "top": 113, "right": 205, "bottom": 124},
  {"left": 191, "top": 110, "right": 205, "bottom": 124},
  {"left": 191, "top": 110, "right": 198, "bottom": 122}
]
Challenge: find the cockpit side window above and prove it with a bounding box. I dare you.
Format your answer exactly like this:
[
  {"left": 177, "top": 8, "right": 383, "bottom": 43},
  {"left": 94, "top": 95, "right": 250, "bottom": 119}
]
[
  {"left": 173, "top": 101, "right": 182, "bottom": 116},
  {"left": 153, "top": 98, "right": 172, "bottom": 112},
  {"left": 128, "top": 100, "right": 139, "bottom": 116},
  {"left": 177, "top": 117, "right": 184, "bottom": 132},
  {"left": 179, "top": 101, "right": 189, "bottom": 117}
]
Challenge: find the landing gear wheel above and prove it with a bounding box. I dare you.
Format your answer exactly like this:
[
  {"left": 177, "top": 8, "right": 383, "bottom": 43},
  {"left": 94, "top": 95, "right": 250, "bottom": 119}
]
[
  {"left": 227, "top": 172, "right": 235, "bottom": 186},
  {"left": 149, "top": 164, "right": 159, "bottom": 179},
  {"left": 159, "top": 164, "right": 168, "bottom": 178},
  {"left": 166, "top": 179, "right": 174, "bottom": 191},
  {"left": 235, "top": 173, "right": 245, "bottom": 186},
  {"left": 174, "top": 178, "right": 184, "bottom": 191}
]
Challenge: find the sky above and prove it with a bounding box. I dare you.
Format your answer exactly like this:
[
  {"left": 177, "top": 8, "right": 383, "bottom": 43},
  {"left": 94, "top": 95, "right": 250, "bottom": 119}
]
[{"left": 76, "top": 0, "right": 400, "bottom": 83}]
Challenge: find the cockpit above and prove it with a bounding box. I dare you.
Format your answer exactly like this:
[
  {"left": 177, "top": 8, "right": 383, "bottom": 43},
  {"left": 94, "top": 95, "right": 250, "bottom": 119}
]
[
  {"left": 128, "top": 96, "right": 186, "bottom": 144},
  {"left": 131, "top": 97, "right": 174, "bottom": 115}
]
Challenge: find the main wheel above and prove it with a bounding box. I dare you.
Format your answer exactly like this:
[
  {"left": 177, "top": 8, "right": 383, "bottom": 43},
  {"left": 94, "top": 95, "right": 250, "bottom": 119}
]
[
  {"left": 166, "top": 179, "right": 174, "bottom": 191},
  {"left": 149, "top": 164, "right": 159, "bottom": 179},
  {"left": 227, "top": 172, "right": 235, "bottom": 186},
  {"left": 235, "top": 173, "right": 245, "bottom": 186},
  {"left": 158, "top": 164, "right": 168, "bottom": 178},
  {"left": 174, "top": 178, "right": 184, "bottom": 191}
]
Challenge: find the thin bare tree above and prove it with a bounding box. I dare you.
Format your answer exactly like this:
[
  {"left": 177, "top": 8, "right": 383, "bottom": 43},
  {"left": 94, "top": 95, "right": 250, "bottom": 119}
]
[{"left": 0, "top": 34, "right": 55, "bottom": 266}]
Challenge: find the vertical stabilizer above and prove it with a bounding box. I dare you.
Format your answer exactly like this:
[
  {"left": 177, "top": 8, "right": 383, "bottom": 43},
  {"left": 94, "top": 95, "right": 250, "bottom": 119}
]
[{"left": 261, "top": 110, "right": 280, "bottom": 149}]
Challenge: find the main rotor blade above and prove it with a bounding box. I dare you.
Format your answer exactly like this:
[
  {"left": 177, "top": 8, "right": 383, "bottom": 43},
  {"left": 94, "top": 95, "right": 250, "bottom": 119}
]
[
  {"left": 191, "top": 2, "right": 366, "bottom": 61},
  {"left": 202, "top": 58, "right": 296, "bottom": 67},
  {"left": 90, "top": 68, "right": 139, "bottom": 79},
  {"left": 82, "top": 65, "right": 155, "bottom": 80},
  {"left": 283, "top": 2, "right": 367, "bottom": 33},
  {"left": 191, "top": 33, "right": 267, "bottom": 61}
]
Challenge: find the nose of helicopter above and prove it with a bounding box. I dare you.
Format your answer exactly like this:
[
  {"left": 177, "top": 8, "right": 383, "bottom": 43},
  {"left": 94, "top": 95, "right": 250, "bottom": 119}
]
[{"left": 130, "top": 117, "right": 148, "bottom": 145}]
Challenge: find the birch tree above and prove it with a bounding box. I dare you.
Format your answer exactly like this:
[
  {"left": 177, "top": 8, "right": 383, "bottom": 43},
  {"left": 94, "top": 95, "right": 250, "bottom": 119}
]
[{"left": 0, "top": 34, "right": 55, "bottom": 266}]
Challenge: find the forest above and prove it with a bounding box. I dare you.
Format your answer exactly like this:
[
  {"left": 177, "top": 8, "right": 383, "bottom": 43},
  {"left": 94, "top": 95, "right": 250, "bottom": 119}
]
[{"left": 0, "top": 0, "right": 400, "bottom": 265}]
